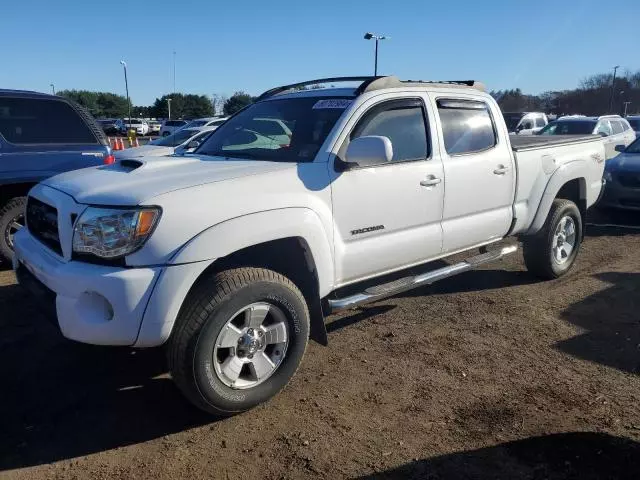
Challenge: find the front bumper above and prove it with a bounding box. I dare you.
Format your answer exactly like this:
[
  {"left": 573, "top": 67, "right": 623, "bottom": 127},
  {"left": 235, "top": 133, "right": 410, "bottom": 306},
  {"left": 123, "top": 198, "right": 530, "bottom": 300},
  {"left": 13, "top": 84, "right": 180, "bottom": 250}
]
[
  {"left": 13, "top": 227, "right": 214, "bottom": 347},
  {"left": 599, "top": 175, "right": 640, "bottom": 210}
]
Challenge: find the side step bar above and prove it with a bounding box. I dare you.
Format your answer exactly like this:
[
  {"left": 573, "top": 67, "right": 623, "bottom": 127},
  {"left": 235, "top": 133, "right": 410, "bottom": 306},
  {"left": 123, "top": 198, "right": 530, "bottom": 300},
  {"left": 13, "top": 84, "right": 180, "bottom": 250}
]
[{"left": 327, "top": 245, "right": 518, "bottom": 313}]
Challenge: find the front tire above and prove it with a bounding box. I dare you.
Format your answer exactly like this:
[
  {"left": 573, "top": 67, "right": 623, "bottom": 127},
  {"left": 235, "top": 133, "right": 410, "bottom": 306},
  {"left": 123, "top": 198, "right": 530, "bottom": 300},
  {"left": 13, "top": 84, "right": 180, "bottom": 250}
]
[
  {"left": 167, "top": 267, "right": 310, "bottom": 416},
  {"left": 523, "top": 198, "right": 582, "bottom": 279},
  {"left": 0, "top": 197, "right": 27, "bottom": 263}
]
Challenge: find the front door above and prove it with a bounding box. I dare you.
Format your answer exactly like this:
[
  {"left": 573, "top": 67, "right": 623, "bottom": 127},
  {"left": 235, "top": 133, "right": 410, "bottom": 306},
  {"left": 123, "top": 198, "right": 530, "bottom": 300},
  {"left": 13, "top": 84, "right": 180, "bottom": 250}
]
[
  {"left": 431, "top": 96, "right": 515, "bottom": 253},
  {"left": 330, "top": 96, "right": 444, "bottom": 285}
]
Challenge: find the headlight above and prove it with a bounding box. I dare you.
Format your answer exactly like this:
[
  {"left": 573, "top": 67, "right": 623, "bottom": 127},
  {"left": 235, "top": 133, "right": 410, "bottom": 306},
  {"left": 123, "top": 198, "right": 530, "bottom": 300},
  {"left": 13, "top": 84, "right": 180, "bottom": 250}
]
[{"left": 73, "top": 207, "right": 161, "bottom": 259}]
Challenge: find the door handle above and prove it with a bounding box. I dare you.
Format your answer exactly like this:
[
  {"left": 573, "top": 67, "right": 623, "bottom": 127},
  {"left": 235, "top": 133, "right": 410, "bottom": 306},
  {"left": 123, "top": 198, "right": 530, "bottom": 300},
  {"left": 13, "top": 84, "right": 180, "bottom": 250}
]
[
  {"left": 493, "top": 165, "right": 509, "bottom": 175},
  {"left": 420, "top": 176, "right": 442, "bottom": 187}
]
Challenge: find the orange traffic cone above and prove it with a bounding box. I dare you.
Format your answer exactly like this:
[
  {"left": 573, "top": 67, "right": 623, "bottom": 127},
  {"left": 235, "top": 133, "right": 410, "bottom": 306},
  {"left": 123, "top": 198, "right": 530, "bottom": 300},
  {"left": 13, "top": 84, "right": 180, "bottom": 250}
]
[{"left": 119, "top": 138, "right": 125, "bottom": 150}]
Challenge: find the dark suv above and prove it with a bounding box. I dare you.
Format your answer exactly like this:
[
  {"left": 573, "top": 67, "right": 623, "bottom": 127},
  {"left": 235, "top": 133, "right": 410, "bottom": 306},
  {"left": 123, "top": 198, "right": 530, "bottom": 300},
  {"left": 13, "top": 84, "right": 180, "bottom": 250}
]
[{"left": 0, "top": 90, "right": 113, "bottom": 263}]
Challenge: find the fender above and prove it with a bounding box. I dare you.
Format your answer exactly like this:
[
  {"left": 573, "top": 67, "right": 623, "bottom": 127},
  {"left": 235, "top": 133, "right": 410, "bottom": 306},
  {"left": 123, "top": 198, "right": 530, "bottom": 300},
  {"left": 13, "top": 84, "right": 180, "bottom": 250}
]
[
  {"left": 169, "top": 207, "right": 335, "bottom": 298},
  {"left": 527, "top": 159, "right": 587, "bottom": 235}
]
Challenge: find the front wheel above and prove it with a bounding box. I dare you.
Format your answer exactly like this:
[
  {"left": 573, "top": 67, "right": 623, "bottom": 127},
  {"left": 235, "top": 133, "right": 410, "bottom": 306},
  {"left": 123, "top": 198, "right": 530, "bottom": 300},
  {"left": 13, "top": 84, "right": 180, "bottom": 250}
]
[
  {"left": 167, "top": 267, "right": 310, "bottom": 416},
  {"left": 0, "top": 197, "right": 27, "bottom": 263},
  {"left": 523, "top": 198, "right": 582, "bottom": 279}
]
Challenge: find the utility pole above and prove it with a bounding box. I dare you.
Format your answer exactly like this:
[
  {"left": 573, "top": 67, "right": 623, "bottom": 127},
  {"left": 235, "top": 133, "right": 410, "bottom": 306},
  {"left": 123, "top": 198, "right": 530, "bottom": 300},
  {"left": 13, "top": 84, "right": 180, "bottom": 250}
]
[
  {"left": 120, "top": 60, "right": 131, "bottom": 126},
  {"left": 624, "top": 101, "right": 632, "bottom": 117},
  {"left": 608, "top": 65, "right": 620, "bottom": 113},
  {"left": 167, "top": 98, "right": 172, "bottom": 119},
  {"left": 173, "top": 51, "right": 176, "bottom": 94},
  {"left": 49, "top": 83, "right": 55, "bottom": 95}
]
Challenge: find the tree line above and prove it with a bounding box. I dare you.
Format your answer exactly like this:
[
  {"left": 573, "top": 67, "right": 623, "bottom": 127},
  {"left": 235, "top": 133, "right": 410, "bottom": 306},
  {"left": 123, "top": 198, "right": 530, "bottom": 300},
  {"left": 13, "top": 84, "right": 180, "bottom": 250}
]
[
  {"left": 56, "top": 90, "right": 256, "bottom": 119},
  {"left": 491, "top": 70, "right": 640, "bottom": 116},
  {"left": 57, "top": 69, "right": 640, "bottom": 121}
]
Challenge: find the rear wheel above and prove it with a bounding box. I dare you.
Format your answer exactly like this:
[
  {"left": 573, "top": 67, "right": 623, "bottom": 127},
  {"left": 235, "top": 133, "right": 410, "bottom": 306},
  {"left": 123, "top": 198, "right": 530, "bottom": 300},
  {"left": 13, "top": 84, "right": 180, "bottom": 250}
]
[
  {"left": 0, "top": 197, "right": 27, "bottom": 263},
  {"left": 167, "top": 267, "right": 310, "bottom": 416},
  {"left": 523, "top": 199, "right": 582, "bottom": 279}
]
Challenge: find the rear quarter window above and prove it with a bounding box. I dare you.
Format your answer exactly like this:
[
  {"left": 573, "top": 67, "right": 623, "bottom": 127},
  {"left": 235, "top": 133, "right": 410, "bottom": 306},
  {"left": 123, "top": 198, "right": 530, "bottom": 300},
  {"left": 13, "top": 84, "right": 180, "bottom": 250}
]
[{"left": 0, "top": 97, "right": 97, "bottom": 144}]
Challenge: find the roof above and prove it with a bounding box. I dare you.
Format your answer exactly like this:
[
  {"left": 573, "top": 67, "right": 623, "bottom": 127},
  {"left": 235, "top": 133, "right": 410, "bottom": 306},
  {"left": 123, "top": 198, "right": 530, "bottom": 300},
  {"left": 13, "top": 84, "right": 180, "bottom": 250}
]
[
  {"left": 0, "top": 88, "right": 60, "bottom": 99},
  {"left": 257, "top": 76, "right": 486, "bottom": 102}
]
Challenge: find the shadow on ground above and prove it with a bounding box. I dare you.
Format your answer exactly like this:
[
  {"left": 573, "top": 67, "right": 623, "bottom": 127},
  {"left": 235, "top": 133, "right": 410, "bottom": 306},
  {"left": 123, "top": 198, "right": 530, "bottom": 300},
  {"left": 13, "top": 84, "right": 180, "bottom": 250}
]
[
  {"left": 586, "top": 208, "right": 640, "bottom": 237},
  {"left": 0, "top": 282, "right": 213, "bottom": 471},
  {"left": 559, "top": 271, "right": 640, "bottom": 374},
  {"left": 358, "top": 432, "right": 640, "bottom": 480}
]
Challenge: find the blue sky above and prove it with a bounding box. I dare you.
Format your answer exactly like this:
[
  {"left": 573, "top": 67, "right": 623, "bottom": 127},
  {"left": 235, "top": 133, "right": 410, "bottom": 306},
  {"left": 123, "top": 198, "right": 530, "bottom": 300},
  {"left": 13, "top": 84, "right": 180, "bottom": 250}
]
[{"left": 2, "top": 0, "right": 639, "bottom": 105}]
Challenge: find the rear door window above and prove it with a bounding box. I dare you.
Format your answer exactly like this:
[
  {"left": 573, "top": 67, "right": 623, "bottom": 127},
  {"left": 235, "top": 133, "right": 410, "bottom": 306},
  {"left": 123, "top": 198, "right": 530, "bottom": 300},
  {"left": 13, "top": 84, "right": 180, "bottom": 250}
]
[
  {"left": 0, "top": 97, "right": 97, "bottom": 144},
  {"left": 611, "top": 120, "right": 624, "bottom": 135},
  {"left": 596, "top": 120, "right": 612, "bottom": 136},
  {"left": 437, "top": 99, "right": 497, "bottom": 154},
  {"left": 535, "top": 117, "right": 546, "bottom": 127}
]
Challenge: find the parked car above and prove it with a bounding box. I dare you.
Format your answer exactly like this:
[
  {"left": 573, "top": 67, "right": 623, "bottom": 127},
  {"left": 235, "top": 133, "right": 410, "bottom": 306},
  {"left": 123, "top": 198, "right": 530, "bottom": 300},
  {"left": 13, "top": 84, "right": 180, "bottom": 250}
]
[
  {"left": 183, "top": 117, "right": 229, "bottom": 129},
  {"left": 537, "top": 115, "right": 635, "bottom": 159},
  {"left": 502, "top": 111, "right": 548, "bottom": 135},
  {"left": 625, "top": 115, "right": 640, "bottom": 138},
  {"left": 600, "top": 137, "right": 640, "bottom": 210},
  {"left": 159, "top": 119, "right": 188, "bottom": 137},
  {"left": 147, "top": 120, "right": 162, "bottom": 135},
  {"left": 13, "top": 75, "right": 605, "bottom": 415},
  {"left": 114, "top": 126, "right": 216, "bottom": 159},
  {"left": 123, "top": 118, "right": 149, "bottom": 136},
  {"left": 97, "top": 118, "right": 126, "bottom": 135},
  {"left": 0, "top": 89, "right": 113, "bottom": 262}
]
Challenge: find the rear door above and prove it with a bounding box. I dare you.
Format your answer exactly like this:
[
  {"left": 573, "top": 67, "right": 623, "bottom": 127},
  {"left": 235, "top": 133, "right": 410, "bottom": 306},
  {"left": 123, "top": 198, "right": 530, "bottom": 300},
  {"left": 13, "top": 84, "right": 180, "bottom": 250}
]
[
  {"left": 0, "top": 96, "right": 108, "bottom": 183},
  {"left": 596, "top": 120, "right": 616, "bottom": 159},
  {"left": 431, "top": 95, "right": 516, "bottom": 252}
]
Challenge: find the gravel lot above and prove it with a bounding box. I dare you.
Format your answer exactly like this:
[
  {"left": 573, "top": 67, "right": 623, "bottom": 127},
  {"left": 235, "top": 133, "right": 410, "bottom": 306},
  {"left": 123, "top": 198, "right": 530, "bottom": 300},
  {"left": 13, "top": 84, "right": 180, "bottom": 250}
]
[{"left": 1, "top": 209, "right": 639, "bottom": 479}]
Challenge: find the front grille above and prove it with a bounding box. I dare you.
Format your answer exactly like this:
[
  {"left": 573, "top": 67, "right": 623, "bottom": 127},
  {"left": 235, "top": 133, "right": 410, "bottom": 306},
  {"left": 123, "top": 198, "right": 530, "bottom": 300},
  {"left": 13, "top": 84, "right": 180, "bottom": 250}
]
[
  {"left": 618, "top": 173, "right": 640, "bottom": 188},
  {"left": 26, "top": 197, "right": 62, "bottom": 255}
]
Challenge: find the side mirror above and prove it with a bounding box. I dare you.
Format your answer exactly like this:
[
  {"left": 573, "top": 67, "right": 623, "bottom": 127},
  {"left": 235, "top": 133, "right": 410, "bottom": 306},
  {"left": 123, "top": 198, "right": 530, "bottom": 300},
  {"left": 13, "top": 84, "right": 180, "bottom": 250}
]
[
  {"left": 598, "top": 132, "right": 609, "bottom": 138},
  {"left": 614, "top": 144, "right": 626, "bottom": 152},
  {"left": 344, "top": 136, "right": 393, "bottom": 168},
  {"left": 187, "top": 140, "right": 200, "bottom": 150}
]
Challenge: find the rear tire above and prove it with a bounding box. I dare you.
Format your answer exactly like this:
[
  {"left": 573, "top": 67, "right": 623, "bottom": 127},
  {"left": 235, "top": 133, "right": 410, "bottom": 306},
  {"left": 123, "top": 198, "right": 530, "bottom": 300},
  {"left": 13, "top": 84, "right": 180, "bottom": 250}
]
[
  {"left": 0, "top": 197, "right": 27, "bottom": 263},
  {"left": 523, "top": 199, "right": 582, "bottom": 280},
  {"left": 167, "top": 267, "right": 310, "bottom": 416}
]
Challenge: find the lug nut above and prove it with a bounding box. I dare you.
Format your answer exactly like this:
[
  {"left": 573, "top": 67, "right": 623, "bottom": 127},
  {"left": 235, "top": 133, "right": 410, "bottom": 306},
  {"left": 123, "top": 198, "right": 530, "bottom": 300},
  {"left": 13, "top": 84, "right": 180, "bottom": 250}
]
[
  {"left": 247, "top": 328, "right": 254, "bottom": 335},
  {"left": 258, "top": 330, "right": 263, "bottom": 337},
  {"left": 237, "top": 351, "right": 245, "bottom": 357},
  {"left": 248, "top": 354, "right": 254, "bottom": 359}
]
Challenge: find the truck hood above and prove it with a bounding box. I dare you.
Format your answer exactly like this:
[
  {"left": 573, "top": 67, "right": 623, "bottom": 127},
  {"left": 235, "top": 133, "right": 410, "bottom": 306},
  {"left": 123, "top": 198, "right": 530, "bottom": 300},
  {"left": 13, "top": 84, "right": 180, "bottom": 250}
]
[{"left": 42, "top": 155, "right": 296, "bottom": 205}]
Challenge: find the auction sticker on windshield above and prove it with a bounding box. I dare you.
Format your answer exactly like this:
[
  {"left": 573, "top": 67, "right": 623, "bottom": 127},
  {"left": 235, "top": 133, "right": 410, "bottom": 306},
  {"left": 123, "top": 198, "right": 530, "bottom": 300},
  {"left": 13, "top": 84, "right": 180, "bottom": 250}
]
[{"left": 312, "top": 99, "right": 352, "bottom": 109}]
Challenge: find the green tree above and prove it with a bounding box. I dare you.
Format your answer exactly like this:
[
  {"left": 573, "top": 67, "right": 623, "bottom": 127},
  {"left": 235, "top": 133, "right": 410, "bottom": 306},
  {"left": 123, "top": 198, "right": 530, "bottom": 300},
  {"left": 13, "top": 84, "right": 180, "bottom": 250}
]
[
  {"left": 57, "top": 90, "right": 129, "bottom": 118},
  {"left": 223, "top": 91, "right": 255, "bottom": 116},
  {"left": 151, "top": 93, "right": 214, "bottom": 119}
]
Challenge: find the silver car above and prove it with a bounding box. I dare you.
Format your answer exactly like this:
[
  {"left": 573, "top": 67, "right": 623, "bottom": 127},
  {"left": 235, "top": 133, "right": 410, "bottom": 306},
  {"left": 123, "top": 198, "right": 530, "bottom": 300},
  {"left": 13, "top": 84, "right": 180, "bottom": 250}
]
[{"left": 538, "top": 115, "right": 636, "bottom": 160}]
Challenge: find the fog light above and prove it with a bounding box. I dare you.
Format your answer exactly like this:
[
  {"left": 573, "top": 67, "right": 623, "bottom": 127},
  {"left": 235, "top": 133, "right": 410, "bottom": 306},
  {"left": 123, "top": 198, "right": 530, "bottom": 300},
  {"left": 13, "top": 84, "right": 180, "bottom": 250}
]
[{"left": 76, "top": 291, "right": 114, "bottom": 322}]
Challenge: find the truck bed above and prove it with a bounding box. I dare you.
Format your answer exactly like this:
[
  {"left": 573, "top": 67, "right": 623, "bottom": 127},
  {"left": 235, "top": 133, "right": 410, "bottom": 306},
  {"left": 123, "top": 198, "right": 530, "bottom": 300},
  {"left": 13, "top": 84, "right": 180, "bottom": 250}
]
[{"left": 510, "top": 135, "right": 600, "bottom": 151}]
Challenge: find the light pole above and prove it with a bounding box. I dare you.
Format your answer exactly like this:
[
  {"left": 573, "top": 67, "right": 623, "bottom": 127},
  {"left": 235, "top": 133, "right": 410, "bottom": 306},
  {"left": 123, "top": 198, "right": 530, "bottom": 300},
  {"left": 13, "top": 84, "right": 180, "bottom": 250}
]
[
  {"left": 364, "top": 32, "right": 389, "bottom": 76},
  {"left": 623, "top": 101, "right": 632, "bottom": 117},
  {"left": 120, "top": 60, "right": 131, "bottom": 129},
  {"left": 49, "top": 83, "right": 55, "bottom": 95},
  {"left": 167, "top": 98, "right": 172, "bottom": 119},
  {"left": 608, "top": 65, "right": 620, "bottom": 113}
]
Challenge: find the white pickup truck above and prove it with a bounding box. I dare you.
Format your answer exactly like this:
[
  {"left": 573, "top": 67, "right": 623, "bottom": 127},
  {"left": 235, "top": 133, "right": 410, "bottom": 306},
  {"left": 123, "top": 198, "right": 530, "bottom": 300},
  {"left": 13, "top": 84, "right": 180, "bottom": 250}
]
[{"left": 13, "top": 76, "right": 606, "bottom": 416}]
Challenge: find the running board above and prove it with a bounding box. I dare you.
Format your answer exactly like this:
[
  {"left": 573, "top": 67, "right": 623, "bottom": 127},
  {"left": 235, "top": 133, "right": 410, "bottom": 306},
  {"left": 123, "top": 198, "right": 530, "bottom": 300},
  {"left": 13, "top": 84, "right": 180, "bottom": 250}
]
[{"left": 327, "top": 245, "right": 518, "bottom": 313}]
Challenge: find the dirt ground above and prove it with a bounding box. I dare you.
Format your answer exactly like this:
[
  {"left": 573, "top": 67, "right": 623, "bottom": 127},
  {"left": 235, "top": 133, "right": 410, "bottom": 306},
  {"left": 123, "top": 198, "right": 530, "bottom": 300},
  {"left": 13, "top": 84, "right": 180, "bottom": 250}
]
[{"left": 1, "top": 209, "right": 639, "bottom": 480}]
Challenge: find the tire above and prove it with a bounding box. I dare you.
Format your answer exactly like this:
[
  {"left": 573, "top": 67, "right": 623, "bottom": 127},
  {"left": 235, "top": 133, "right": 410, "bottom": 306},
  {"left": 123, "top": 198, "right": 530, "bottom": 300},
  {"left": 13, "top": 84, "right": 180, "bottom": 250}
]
[
  {"left": 167, "top": 267, "right": 310, "bottom": 416},
  {"left": 523, "top": 198, "right": 582, "bottom": 280},
  {"left": 0, "top": 196, "right": 27, "bottom": 263}
]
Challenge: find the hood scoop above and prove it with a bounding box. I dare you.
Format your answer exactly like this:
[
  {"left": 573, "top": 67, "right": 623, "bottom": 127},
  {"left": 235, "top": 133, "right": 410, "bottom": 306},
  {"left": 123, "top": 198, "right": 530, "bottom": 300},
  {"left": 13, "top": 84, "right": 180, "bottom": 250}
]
[{"left": 119, "top": 159, "right": 144, "bottom": 171}]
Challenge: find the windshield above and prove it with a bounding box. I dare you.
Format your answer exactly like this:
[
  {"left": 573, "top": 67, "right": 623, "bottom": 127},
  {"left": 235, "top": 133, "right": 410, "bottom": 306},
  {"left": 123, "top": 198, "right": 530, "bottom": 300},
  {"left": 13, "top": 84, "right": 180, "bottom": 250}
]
[
  {"left": 538, "top": 120, "right": 596, "bottom": 135},
  {"left": 152, "top": 128, "right": 199, "bottom": 146},
  {"left": 127, "top": 119, "right": 142, "bottom": 125},
  {"left": 502, "top": 113, "right": 525, "bottom": 132},
  {"left": 627, "top": 118, "right": 640, "bottom": 131},
  {"left": 624, "top": 137, "right": 640, "bottom": 154},
  {"left": 197, "top": 97, "right": 350, "bottom": 162},
  {"left": 186, "top": 120, "right": 207, "bottom": 128}
]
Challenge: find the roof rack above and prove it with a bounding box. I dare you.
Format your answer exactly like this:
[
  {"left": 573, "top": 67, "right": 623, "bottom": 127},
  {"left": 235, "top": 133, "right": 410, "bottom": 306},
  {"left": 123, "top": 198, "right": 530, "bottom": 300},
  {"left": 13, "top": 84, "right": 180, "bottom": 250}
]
[{"left": 256, "top": 76, "right": 485, "bottom": 101}]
